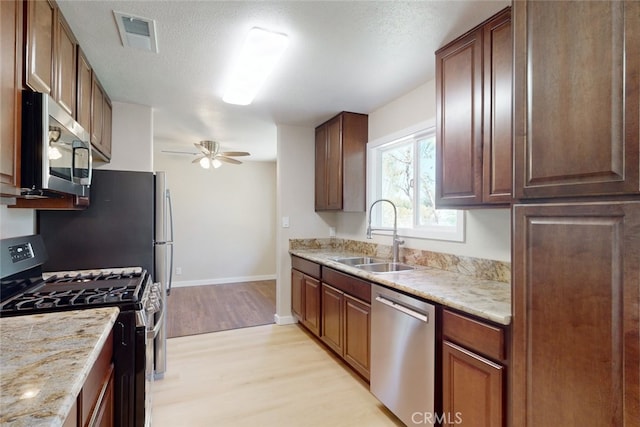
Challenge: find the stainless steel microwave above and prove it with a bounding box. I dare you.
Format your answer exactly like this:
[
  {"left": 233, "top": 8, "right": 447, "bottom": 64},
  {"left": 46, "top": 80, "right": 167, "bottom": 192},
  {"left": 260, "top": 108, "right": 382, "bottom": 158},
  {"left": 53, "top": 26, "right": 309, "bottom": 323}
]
[{"left": 21, "top": 91, "right": 92, "bottom": 198}]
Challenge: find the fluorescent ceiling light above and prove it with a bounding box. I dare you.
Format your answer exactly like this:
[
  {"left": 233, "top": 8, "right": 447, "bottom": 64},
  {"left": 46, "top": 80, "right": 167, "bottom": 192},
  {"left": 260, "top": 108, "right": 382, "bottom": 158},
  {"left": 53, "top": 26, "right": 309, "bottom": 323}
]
[{"left": 222, "top": 27, "right": 289, "bottom": 105}]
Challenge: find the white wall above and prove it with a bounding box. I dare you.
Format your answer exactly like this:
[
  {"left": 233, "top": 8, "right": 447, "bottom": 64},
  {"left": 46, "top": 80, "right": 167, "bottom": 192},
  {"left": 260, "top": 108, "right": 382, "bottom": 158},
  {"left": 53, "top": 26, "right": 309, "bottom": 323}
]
[
  {"left": 336, "top": 79, "right": 511, "bottom": 262},
  {"left": 0, "top": 206, "right": 34, "bottom": 239},
  {"left": 275, "top": 124, "right": 336, "bottom": 323},
  {"left": 154, "top": 151, "right": 277, "bottom": 286},
  {"left": 96, "top": 102, "right": 153, "bottom": 172}
]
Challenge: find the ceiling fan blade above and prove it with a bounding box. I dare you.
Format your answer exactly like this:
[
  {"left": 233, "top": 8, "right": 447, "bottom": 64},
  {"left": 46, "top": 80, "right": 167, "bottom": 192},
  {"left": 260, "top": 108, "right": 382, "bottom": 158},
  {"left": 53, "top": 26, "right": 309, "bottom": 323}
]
[
  {"left": 219, "top": 151, "right": 250, "bottom": 157},
  {"left": 216, "top": 156, "right": 242, "bottom": 165},
  {"left": 191, "top": 155, "right": 205, "bottom": 163},
  {"left": 194, "top": 142, "right": 211, "bottom": 155},
  {"left": 161, "top": 150, "right": 198, "bottom": 155}
]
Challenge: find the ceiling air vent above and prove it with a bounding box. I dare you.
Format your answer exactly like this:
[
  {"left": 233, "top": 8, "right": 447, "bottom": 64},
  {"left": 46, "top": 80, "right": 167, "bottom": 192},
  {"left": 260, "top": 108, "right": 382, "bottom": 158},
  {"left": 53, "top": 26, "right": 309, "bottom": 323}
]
[{"left": 113, "top": 11, "right": 158, "bottom": 53}]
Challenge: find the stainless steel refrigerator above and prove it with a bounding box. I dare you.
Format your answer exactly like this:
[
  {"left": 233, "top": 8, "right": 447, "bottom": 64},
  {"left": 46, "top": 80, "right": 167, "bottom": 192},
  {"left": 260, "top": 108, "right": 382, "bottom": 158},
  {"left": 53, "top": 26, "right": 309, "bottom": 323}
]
[{"left": 37, "top": 169, "right": 174, "bottom": 377}]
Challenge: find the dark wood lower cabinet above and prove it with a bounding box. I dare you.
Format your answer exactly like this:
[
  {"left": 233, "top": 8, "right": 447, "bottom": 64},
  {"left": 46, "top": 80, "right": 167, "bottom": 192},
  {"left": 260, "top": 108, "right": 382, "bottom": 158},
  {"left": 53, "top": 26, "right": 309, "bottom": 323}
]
[
  {"left": 320, "top": 283, "right": 343, "bottom": 354},
  {"left": 512, "top": 201, "right": 640, "bottom": 426},
  {"left": 63, "top": 331, "right": 114, "bottom": 426},
  {"left": 442, "top": 341, "right": 503, "bottom": 427},
  {"left": 320, "top": 283, "right": 371, "bottom": 380},
  {"left": 291, "top": 256, "right": 322, "bottom": 337},
  {"left": 291, "top": 269, "right": 303, "bottom": 321},
  {"left": 302, "top": 275, "right": 321, "bottom": 336},
  {"left": 442, "top": 309, "right": 506, "bottom": 427},
  {"left": 291, "top": 268, "right": 321, "bottom": 337},
  {"left": 292, "top": 259, "right": 372, "bottom": 381},
  {"left": 343, "top": 294, "right": 370, "bottom": 379}
]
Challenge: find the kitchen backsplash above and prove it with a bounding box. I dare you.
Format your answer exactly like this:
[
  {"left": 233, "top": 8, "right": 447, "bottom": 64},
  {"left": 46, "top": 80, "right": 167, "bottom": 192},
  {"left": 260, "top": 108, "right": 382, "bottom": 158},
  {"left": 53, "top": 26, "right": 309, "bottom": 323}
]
[{"left": 290, "top": 238, "right": 511, "bottom": 284}]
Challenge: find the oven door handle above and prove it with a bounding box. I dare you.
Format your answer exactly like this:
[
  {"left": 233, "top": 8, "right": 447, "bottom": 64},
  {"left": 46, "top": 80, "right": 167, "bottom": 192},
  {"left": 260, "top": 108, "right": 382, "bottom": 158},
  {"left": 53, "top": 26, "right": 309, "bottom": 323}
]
[{"left": 147, "top": 298, "right": 165, "bottom": 339}]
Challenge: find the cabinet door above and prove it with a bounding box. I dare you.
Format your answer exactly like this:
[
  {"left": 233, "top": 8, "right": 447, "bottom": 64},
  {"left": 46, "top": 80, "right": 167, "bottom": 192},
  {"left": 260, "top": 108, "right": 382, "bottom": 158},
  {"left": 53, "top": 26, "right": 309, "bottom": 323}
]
[
  {"left": 320, "top": 284, "right": 343, "bottom": 355},
  {"left": 325, "top": 116, "right": 343, "bottom": 210},
  {"left": 343, "top": 294, "right": 370, "bottom": 380},
  {"left": 340, "top": 113, "right": 367, "bottom": 212},
  {"left": 291, "top": 269, "right": 304, "bottom": 321},
  {"left": 314, "top": 125, "right": 328, "bottom": 210},
  {"left": 100, "top": 98, "right": 112, "bottom": 160},
  {"left": 482, "top": 8, "right": 512, "bottom": 204},
  {"left": 88, "top": 365, "right": 114, "bottom": 427},
  {"left": 513, "top": 1, "right": 640, "bottom": 199},
  {"left": 436, "top": 27, "right": 483, "bottom": 207},
  {"left": 0, "top": 0, "right": 22, "bottom": 193},
  {"left": 76, "top": 48, "right": 92, "bottom": 133},
  {"left": 54, "top": 12, "right": 76, "bottom": 117},
  {"left": 25, "top": 0, "right": 55, "bottom": 94},
  {"left": 315, "top": 115, "right": 345, "bottom": 211},
  {"left": 512, "top": 202, "right": 640, "bottom": 426},
  {"left": 443, "top": 341, "right": 503, "bottom": 427},
  {"left": 302, "top": 275, "right": 321, "bottom": 336},
  {"left": 91, "top": 75, "right": 104, "bottom": 147}
]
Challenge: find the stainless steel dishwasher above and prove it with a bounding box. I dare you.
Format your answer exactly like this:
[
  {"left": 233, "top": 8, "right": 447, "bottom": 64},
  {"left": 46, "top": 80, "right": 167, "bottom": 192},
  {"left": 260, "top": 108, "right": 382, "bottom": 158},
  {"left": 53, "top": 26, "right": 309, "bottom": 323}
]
[{"left": 371, "top": 284, "right": 436, "bottom": 426}]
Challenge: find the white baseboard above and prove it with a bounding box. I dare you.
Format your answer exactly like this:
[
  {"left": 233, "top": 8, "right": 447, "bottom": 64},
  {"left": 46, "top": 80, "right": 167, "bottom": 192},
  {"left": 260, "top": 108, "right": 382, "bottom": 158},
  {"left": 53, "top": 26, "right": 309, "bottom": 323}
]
[
  {"left": 274, "top": 314, "right": 297, "bottom": 325},
  {"left": 171, "top": 274, "right": 276, "bottom": 288}
]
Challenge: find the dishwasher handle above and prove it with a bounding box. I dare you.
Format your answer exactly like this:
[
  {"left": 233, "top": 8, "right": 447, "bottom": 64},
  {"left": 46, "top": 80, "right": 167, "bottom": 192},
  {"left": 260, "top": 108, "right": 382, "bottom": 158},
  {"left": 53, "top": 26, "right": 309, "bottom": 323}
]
[{"left": 375, "top": 295, "right": 429, "bottom": 323}]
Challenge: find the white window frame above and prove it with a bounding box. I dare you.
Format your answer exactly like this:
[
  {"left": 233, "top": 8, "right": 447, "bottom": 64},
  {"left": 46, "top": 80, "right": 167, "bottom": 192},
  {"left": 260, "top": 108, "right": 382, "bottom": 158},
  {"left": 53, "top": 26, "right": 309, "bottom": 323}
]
[{"left": 366, "top": 119, "right": 465, "bottom": 242}]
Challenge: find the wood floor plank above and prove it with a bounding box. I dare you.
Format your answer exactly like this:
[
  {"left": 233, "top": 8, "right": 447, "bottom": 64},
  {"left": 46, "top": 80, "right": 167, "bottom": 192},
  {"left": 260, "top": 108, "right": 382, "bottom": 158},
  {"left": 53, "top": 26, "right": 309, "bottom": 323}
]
[
  {"left": 152, "top": 324, "right": 403, "bottom": 427},
  {"left": 167, "top": 281, "right": 276, "bottom": 338}
]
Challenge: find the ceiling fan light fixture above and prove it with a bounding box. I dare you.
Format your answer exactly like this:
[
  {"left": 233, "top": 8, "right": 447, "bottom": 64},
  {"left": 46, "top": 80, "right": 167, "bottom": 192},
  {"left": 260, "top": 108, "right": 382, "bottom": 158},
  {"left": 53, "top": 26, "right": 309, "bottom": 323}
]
[
  {"left": 212, "top": 158, "right": 222, "bottom": 169},
  {"left": 199, "top": 156, "right": 211, "bottom": 169},
  {"left": 222, "top": 27, "right": 289, "bottom": 106}
]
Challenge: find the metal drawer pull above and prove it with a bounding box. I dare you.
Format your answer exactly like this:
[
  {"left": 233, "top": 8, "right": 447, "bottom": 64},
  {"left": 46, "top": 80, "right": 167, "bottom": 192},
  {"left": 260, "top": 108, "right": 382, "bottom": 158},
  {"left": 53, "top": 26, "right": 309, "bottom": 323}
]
[{"left": 375, "top": 295, "right": 428, "bottom": 323}]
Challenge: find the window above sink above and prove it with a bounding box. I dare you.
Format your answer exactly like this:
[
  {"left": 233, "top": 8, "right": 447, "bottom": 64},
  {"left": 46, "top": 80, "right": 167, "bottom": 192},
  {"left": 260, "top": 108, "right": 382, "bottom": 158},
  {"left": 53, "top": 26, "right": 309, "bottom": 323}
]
[{"left": 367, "top": 120, "right": 465, "bottom": 242}]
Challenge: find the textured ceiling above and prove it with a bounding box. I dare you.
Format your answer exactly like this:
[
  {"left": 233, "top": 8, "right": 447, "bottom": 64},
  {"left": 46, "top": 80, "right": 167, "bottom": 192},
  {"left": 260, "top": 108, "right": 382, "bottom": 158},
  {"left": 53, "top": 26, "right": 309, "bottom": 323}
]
[{"left": 56, "top": 0, "right": 509, "bottom": 161}]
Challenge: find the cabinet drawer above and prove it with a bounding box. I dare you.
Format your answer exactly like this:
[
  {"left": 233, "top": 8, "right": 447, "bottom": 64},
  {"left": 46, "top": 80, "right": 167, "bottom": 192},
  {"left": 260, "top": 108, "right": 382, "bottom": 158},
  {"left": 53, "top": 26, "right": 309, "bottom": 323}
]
[
  {"left": 322, "top": 267, "right": 371, "bottom": 303},
  {"left": 442, "top": 309, "right": 505, "bottom": 361},
  {"left": 291, "top": 256, "right": 320, "bottom": 279}
]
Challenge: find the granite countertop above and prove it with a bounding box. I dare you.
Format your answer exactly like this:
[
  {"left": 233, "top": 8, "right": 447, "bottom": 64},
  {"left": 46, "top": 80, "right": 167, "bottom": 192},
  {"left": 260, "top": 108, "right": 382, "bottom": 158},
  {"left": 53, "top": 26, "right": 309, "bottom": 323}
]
[
  {"left": 0, "top": 307, "right": 119, "bottom": 427},
  {"left": 290, "top": 249, "right": 511, "bottom": 325}
]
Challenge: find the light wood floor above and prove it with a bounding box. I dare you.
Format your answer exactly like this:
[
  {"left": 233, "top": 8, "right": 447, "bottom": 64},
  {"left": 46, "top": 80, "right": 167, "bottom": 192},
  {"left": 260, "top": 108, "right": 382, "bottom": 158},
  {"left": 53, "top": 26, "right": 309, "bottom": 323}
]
[
  {"left": 152, "top": 324, "right": 403, "bottom": 427},
  {"left": 167, "top": 281, "right": 276, "bottom": 338}
]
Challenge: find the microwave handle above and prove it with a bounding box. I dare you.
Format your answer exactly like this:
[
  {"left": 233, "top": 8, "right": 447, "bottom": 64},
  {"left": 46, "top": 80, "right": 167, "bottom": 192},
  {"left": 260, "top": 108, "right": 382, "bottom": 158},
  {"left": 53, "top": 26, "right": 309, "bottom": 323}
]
[{"left": 72, "top": 141, "right": 92, "bottom": 186}]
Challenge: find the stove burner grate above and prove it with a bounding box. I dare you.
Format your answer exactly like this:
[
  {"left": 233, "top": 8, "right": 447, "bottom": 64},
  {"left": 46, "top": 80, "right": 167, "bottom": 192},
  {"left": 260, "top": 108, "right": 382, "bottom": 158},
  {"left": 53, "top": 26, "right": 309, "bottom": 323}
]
[{"left": 2, "top": 285, "right": 140, "bottom": 311}]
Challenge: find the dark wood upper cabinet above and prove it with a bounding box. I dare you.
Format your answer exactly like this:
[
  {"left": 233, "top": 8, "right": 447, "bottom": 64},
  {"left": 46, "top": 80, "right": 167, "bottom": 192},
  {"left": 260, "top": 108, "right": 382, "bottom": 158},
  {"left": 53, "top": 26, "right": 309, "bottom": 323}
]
[
  {"left": 512, "top": 201, "right": 640, "bottom": 426},
  {"left": 90, "top": 74, "right": 112, "bottom": 161},
  {"left": 54, "top": 11, "right": 77, "bottom": 117},
  {"left": 25, "top": 0, "right": 78, "bottom": 117},
  {"left": 1, "top": 0, "right": 23, "bottom": 196},
  {"left": 24, "top": 0, "right": 55, "bottom": 94},
  {"left": 436, "top": 7, "right": 512, "bottom": 208},
  {"left": 315, "top": 112, "right": 368, "bottom": 212},
  {"left": 513, "top": 0, "right": 640, "bottom": 199},
  {"left": 76, "top": 48, "right": 92, "bottom": 133},
  {"left": 482, "top": 10, "right": 512, "bottom": 204}
]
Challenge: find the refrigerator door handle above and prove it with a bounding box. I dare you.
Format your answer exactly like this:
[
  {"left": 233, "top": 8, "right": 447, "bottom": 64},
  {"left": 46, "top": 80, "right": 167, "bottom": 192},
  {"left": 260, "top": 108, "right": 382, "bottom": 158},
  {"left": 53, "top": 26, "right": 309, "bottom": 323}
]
[{"left": 166, "top": 189, "right": 174, "bottom": 295}]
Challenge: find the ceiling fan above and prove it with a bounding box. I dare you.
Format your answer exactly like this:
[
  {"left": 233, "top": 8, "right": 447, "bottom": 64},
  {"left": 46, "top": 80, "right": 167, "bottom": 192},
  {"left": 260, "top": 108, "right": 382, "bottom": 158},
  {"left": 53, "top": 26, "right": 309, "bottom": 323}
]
[{"left": 162, "top": 140, "right": 250, "bottom": 169}]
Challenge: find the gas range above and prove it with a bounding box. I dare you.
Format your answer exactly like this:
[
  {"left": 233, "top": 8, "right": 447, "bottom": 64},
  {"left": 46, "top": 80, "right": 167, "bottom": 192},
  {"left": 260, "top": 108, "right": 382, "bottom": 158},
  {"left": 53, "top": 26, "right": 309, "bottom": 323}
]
[{"left": 0, "top": 267, "right": 147, "bottom": 316}]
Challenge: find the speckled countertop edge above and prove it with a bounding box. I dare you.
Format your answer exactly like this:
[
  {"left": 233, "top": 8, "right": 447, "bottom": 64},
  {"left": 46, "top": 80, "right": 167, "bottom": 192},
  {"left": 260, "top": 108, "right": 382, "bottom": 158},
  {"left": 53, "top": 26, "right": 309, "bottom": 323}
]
[
  {"left": 290, "top": 249, "right": 511, "bottom": 325},
  {"left": 0, "top": 307, "right": 119, "bottom": 427}
]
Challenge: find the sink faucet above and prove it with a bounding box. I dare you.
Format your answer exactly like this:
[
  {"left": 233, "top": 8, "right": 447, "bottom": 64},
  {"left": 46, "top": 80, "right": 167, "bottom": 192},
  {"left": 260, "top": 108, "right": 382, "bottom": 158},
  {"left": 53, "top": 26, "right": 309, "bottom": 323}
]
[{"left": 366, "top": 199, "right": 404, "bottom": 264}]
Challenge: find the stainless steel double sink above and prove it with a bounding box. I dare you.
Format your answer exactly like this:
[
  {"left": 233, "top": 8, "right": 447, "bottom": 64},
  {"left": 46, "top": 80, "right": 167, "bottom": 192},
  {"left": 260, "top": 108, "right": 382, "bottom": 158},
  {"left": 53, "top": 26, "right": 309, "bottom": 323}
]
[{"left": 332, "top": 256, "right": 417, "bottom": 273}]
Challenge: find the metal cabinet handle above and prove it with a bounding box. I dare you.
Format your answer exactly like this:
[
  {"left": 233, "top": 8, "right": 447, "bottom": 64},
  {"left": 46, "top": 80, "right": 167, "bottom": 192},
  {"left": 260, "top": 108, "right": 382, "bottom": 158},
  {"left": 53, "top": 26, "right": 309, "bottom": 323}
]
[{"left": 375, "top": 295, "right": 429, "bottom": 323}]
